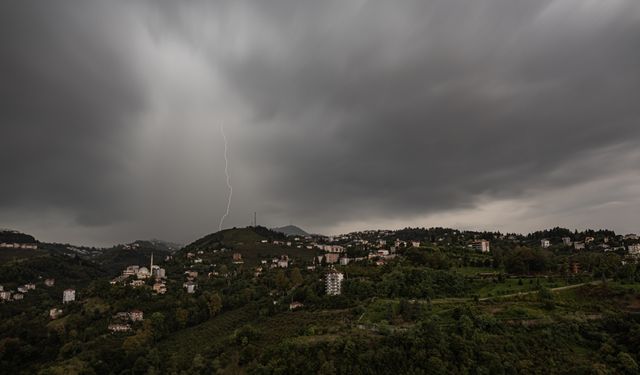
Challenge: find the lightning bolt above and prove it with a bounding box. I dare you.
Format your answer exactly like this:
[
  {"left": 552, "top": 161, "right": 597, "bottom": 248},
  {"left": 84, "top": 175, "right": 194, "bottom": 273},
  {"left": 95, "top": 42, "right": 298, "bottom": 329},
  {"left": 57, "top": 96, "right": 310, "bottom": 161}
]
[{"left": 219, "top": 123, "right": 232, "bottom": 231}]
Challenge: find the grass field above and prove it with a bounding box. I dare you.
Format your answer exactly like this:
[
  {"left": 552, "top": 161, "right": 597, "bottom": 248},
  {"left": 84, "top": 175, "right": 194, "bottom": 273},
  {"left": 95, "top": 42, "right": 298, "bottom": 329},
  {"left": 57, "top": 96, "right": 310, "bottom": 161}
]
[
  {"left": 452, "top": 266, "right": 496, "bottom": 276},
  {"left": 472, "top": 277, "right": 580, "bottom": 298}
]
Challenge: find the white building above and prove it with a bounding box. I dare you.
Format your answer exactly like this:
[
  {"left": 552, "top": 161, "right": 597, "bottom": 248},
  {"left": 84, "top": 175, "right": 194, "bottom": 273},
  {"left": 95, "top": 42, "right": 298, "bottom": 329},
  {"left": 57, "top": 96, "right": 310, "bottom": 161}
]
[
  {"left": 184, "top": 282, "right": 196, "bottom": 294},
  {"left": 541, "top": 239, "right": 551, "bottom": 248},
  {"left": 325, "top": 270, "right": 344, "bottom": 296},
  {"left": 108, "top": 323, "right": 132, "bottom": 333},
  {"left": 324, "top": 253, "right": 339, "bottom": 264},
  {"left": 319, "top": 244, "right": 345, "bottom": 253},
  {"left": 574, "top": 242, "right": 585, "bottom": 250},
  {"left": 628, "top": 244, "right": 640, "bottom": 256},
  {"left": 123, "top": 265, "right": 139, "bottom": 277},
  {"left": 136, "top": 267, "right": 151, "bottom": 279},
  {"left": 129, "top": 310, "right": 144, "bottom": 322},
  {"left": 49, "top": 308, "right": 63, "bottom": 320},
  {"left": 562, "top": 237, "right": 572, "bottom": 246},
  {"left": 130, "top": 280, "right": 145, "bottom": 287},
  {"left": 63, "top": 289, "right": 76, "bottom": 304},
  {"left": 153, "top": 268, "right": 166, "bottom": 279},
  {"left": 472, "top": 240, "right": 491, "bottom": 253},
  {"left": 0, "top": 291, "right": 11, "bottom": 301},
  {"left": 153, "top": 282, "right": 167, "bottom": 294},
  {"left": 339, "top": 257, "right": 350, "bottom": 266}
]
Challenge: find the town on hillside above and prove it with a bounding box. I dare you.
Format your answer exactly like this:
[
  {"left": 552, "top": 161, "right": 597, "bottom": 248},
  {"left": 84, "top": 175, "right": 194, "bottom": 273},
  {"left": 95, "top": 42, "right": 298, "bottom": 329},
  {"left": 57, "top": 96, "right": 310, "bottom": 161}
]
[{"left": 2, "top": 226, "right": 640, "bottom": 373}]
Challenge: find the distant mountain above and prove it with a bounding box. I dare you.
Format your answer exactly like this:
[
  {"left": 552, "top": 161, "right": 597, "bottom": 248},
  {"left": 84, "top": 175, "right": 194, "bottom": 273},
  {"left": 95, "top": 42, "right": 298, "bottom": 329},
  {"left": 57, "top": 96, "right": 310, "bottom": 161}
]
[
  {"left": 271, "top": 225, "right": 309, "bottom": 237},
  {"left": 145, "top": 239, "right": 183, "bottom": 253}
]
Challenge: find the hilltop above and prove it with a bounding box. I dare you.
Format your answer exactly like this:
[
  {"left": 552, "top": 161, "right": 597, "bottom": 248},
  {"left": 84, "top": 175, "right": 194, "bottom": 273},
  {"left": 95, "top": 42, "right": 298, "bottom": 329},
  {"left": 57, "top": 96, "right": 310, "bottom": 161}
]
[
  {"left": 272, "top": 225, "right": 310, "bottom": 237},
  {"left": 180, "top": 226, "right": 317, "bottom": 266},
  {"left": 183, "top": 226, "right": 287, "bottom": 251},
  {"left": 93, "top": 240, "right": 173, "bottom": 274},
  {"left": 0, "top": 229, "right": 36, "bottom": 244}
]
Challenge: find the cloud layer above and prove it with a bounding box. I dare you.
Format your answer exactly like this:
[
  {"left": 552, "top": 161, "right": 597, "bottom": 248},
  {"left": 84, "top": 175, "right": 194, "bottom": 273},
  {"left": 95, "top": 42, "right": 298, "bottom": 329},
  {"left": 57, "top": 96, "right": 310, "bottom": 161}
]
[{"left": 2, "top": 1, "right": 639, "bottom": 245}]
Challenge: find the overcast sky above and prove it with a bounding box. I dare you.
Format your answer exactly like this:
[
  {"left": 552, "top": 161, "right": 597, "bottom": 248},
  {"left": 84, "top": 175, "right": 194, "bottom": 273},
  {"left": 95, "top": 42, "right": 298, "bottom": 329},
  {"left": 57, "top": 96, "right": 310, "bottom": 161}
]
[{"left": 1, "top": 1, "right": 639, "bottom": 246}]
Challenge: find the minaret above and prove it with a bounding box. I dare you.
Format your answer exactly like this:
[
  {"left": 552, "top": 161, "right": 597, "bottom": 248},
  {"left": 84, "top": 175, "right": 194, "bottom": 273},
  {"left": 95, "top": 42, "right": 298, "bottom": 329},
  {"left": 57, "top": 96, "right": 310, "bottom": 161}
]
[{"left": 150, "top": 252, "right": 154, "bottom": 271}]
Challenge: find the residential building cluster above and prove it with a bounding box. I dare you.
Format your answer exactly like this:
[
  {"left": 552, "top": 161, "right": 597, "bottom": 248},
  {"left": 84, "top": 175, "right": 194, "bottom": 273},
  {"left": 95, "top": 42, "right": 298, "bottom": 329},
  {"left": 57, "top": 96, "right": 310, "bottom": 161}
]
[
  {"left": 111, "top": 253, "right": 168, "bottom": 292},
  {"left": 0, "top": 278, "right": 57, "bottom": 303},
  {"left": 0, "top": 242, "right": 37, "bottom": 249}
]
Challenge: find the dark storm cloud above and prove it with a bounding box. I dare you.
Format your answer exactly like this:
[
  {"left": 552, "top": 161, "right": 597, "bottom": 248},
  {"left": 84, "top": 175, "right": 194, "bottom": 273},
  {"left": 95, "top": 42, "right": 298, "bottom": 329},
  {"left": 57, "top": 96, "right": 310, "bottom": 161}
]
[
  {"left": 0, "top": 3, "right": 144, "bottom": 225},
  {"left": 206, "top": 0, "right": 640, "bottom": 225},
  {"left": 2, "top": 0, "right": 640, "bottom": 244}
]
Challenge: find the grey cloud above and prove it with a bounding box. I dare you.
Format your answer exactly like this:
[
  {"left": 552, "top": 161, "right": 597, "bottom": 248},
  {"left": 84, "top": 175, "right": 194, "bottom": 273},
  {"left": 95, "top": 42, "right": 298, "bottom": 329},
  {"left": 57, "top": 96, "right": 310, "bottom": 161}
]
[
  {"left": 1, "top": 0, "right": 639, "bottom": 245},
  {"left": 0, "top": 3, "right": 145, "bottom": 226},
  {"left": 206, "top": 0, "right": 640, "bottom": 227}
]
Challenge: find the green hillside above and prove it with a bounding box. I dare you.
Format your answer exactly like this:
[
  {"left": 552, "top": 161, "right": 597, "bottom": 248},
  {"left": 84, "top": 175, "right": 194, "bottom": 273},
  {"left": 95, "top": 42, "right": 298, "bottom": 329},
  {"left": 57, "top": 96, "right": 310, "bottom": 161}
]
[
  {"left": 184, "top": 226, "right": 286, "bottom": 251},
  {"left": 179, "top": 226, "right": 316, "bottom": 266},
  {"left": 4, "top": 226, "right": 640, "bottom": 374}
]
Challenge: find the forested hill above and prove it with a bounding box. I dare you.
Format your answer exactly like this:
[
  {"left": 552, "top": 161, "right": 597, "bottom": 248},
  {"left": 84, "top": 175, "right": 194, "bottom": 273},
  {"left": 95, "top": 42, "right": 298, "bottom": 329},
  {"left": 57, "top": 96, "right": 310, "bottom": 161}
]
[
  {"left": 0, "top": 230, "right": 36, "bottom": 244},
  {"left": 94, "top": 240, "right": 173, "bottom": 274},
  {"left": 183, "top": 226, "right": 287, "bottom": 252}
]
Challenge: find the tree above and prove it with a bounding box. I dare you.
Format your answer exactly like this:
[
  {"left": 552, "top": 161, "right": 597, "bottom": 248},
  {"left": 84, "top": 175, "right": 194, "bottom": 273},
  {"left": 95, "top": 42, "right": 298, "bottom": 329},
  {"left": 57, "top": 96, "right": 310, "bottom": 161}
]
[
  {"left": 290, "top": 267, "right": 303, "bottom": 286},
  {"left": 149, "top": 312, "right": 166, "bottom": 341},
  {"left": 175, "top": 308, "right": 189, "bottom": 328},
  {"left": 618, "top": 352, "right": 639, "bottom": 374},
  {"left": 537, "top": 286, "right": 555, "bottom": 310},
  {"left": 275, "top": 270, "right": 290, "bottom": 290},
  {"left": 204, "top": 292, "right": 223, "bottom": 317}
]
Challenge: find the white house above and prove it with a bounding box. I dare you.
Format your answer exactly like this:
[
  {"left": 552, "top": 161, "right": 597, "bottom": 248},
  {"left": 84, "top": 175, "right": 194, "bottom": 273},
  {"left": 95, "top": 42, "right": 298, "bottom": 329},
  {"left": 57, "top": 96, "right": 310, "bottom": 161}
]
[
  {"left": 63, "top": 289, "right": 76, "bottom": 304},
  {"left": 541, "top": 239, "right": 551, "bottom": 248},
  {"left": 49, "top": 308, "right": 63, "bottom": 320},
  {"left": 628, "top": 244, "right": 640, "bottom": 256},
  {"left": 129, "top": 310, "right": 144, "bottom": 322},
  {"left": 184, "top": 282, "right": 196, "bottom": 294},
  {"left": 108, "top": 323, "right": 132, "bottom": 333}
]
